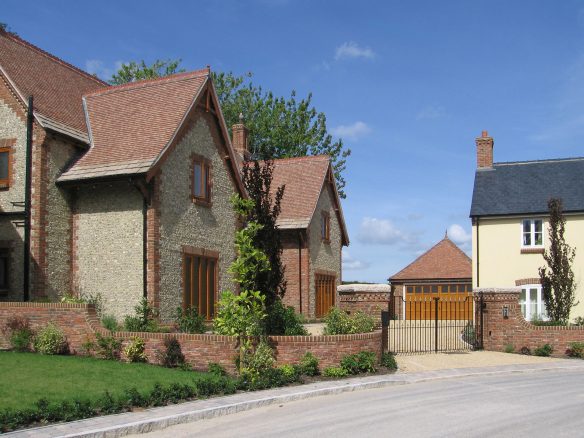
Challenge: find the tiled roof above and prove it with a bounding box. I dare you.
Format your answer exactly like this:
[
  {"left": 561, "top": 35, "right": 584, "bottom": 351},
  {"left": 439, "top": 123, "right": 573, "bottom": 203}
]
[
  {"left": 470, "top": 157, "right": 584, "bottom": 217},
  {"left": 0, "top": 29, "right": 105, "bottom": 137},
  {"left": 389, "top": 237, "right": 471, "bottom": 281},
  {"left": 59, "top": 70, "right": 208, "bottom": 182},
  {"left": 266, "top": 155, "right": 349, "bottom": 245}
]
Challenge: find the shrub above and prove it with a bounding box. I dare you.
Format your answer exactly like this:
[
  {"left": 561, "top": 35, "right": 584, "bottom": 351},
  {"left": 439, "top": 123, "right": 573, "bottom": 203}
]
[
  {"left": 157, "top": 337, "right": 185, "bottom": 368},
  {"left": 323, "top": 366, "right": 348, "bottom": 378},
  {"left": 530, "top": 315, "right": 565, "bottom": 326},
  {"left": 95, "top": 333, "right": 122, "bottom": 360},
  {"left": 33, "top": 323, "right": 69, "bottom": 355},
  {"left": 380, "top": 352, "right": 398, "bottom": 370},
  {"left": 340, "top": 351, "right": 377, "bottom": 375},
  {"left": 278, "top": 364, "right": 302, "bottom": 383},
  {"left": 264, "top": 299, "right": 308, "bottom": 335},
  {"left": 101, "top": 315, "right": 119, "bottom": 332},
  {"left": 519, "top": 346, "right": 531, "bottom": 355},
  {"left": 2, "top": 316, "right": 34, "bottom": 352},
  {"left": 175, "top": 307, "right": 206, "bottom": 334},
  {"left": 323, "top": 308, "right": 376, "bottom": 335},
  {"left": 573, "top": 316, "right": 584, "bottom": 326},
  {"left": 239, "top": 340, "right": 283, "bottom": 390},
  {"left": 566, "top": 342, "right": 584, "bottom": 358},
  {"left": 208, "top": 362, "right": 227, "bottom": 377},
  {"left": 299, "top": 351, "right": 319, "bottom": 376},
  {"left": 123, "top": 298, "right": 159, "bottom": 332},
  {"left": 504, "top": 344, "right": 515, "bottom": 354},
  {"left": 534, "top": 344, "right": 554, "bottom": 357},
  {"left": 124, "top": 337, "right": 147, "bottom": 363}
]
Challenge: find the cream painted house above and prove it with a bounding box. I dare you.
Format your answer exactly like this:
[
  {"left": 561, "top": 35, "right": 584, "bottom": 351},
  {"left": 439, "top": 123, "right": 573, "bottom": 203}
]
[{"left": 470, "top": 131, "right": 584, "bottom": 320}]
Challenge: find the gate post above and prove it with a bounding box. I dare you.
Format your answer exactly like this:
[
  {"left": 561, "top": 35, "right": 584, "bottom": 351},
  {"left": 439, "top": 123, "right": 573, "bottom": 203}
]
[
  {"left": 381, "top": 310, "right": 389, "bottom": 353},
  {"left": 434, "top": 297, "right": 439, "bottom": 353}
]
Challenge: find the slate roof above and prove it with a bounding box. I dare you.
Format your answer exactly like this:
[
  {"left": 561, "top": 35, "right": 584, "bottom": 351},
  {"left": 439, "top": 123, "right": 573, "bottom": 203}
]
[
  {"left": 262, "top": 155, "right": 349, "bottom": 245},
  {"left": 470, "top": 157, "right": 584, "bottom": 217},
  {"left": 0, "top": 29, "right": 106, "bottom": 140},
  {"left": 59, "top": 70, "right": 208, "bottom": 182},
  {"left": 389, "top": 237, "right": 471, "bottom": 281}
]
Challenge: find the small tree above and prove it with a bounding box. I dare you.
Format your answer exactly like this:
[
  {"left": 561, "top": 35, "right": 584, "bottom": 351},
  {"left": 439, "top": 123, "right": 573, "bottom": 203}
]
[
  {"left": 539, "top": 198, "right": 578, "bottom": 324},
  {"left": 109, "top": 59, "right": 184, "bottom": 85}
]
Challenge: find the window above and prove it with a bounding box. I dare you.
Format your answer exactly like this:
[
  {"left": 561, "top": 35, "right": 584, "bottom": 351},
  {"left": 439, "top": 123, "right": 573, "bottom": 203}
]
[
  {"left": 522, "top": 219, "right": 543, "bottom": 248},
  {"left": 321, "top": 212, "right": 330, "bottom": 242},
  {"left": 183, "top": 253, "right": 217, "bottom": 319},
  {"left": 0, "top": 250, "right": 8, "bottom": 292},
  {"left": 191, "top": 157, "right": 211, "bottom": 204},
  {"left": 0, "top": 147, "right": 11, "bottom": 189},
  {"left": 520, "top": 285, "right": 547, "bottom": 321}
]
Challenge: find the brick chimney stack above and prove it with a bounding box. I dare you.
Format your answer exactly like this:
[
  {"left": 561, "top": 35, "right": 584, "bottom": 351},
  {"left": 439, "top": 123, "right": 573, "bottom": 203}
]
[
  {"left": 232, "top": 113, "right": 250, "bottom": 160},
  {"left": 476, "top": 130, "right": 493, "bottom": 168}
]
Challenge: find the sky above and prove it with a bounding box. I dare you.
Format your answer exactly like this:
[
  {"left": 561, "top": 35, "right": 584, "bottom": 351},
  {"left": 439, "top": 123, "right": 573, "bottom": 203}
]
[{"left": 4, "top": 0, "right": 584, "bottom": 283}]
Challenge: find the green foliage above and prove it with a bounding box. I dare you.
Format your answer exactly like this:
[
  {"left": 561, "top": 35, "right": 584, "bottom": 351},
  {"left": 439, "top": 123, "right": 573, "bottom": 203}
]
[
  {"left": 208, "top": 362, "right": 227, "bottom": 377},
  {"left": 62, "top": 292, "right": 104, "bottom": 316},
  {"left": 214, "top": 290, "right": 266, "bottom": 337},
  {"left": 157, "top": 337, "right": 185, "bottom": 368},
  {"left": 0, "top": 22, "right": 17, "bottom": 36},
  {"left": 33, "top": 323, "right": 69, "bottom": 355},
  {"left": 530, "top": 316, "right": 565, "bottom": 326},
  {"left": 504, "top": 344, "right": 515, "bottom": 354},
  {"left": 239, "top": 340, "right": 276, "bottom": 389},
  {"left": 573, "top": 316, "right": 584, "bottom": 326},
  {"left": 175, "top": 307, "right": 206, "bottom": 334},
  {"left": 566, "top": 342, "right": 584, "bottom": 358},
  {"left": 124, "top": 337, "right": 147, "bottom": 363},
  {"left": 110, "top": 59, "right": 185, "bottom": 85},
  {"left": 212, "top": 71, "right": 351, "bottom": 198},
  {"left": 278, "top": 364, "right": 302, "bottom": 383},
  {"left": 95, "top": 333, "right": 122, "bottom": 360},
  {"left": 123, "top": 298, "right": 159, "bottom": 332},
  {"left": 265, "top": 299, "right": 308, "bottom": 335},
  {"left": 519, "top": 346, "right": 531, "bottom": 355},
  {"left": 340, "top": 351, "right": 377, "bottom": 375},
  {"left": 322, "top": 366, "right": 349, "bottom": 378},
  {"left": 2, "top": 316, "right": 34, "bottom": 352},
  {"left": 323, "top": 308, "right": 376, "bottom": 335},
  {"left": 299, "top": 351, "right": 320, "bottom": 376},
  {"left": 380, "top": 352, "right": 398, "bottom": 370},
  {"left": 534, "top": 344, "right": 554, "bottom": 357},
  {"left": 101, "top": 314, "right": 119, "bottom": 332},
  {"left": 539, "top": 198, "right": 578, "bottom": 324}
]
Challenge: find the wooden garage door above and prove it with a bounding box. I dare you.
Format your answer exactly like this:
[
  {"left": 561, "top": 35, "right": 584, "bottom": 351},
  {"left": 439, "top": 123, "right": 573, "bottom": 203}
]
[
  {"left": 315, "top": 274, "right": 336, "bottom": 318},
  {"left": 405, "top": 284, "right": 472, "bottom": 320}
]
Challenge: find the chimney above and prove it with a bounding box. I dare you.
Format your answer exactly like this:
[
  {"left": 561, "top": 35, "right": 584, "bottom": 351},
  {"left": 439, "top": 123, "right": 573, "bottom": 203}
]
[
  {"left": 232, "top": 113, "right": 250, "bottom": 160},
  {"left": 476, "top": 130, "right": 493, "bottom": 168}
]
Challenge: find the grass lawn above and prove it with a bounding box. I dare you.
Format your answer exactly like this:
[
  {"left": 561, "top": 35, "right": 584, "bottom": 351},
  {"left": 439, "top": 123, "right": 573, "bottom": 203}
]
[{"left": 0, "top": 351, "right": 210, "bottom": 411}]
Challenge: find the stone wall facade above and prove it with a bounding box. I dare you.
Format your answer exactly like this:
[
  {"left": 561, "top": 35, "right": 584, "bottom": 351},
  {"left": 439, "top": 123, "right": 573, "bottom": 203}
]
[
  {"left": 73, "top": 182, "right": 144, "bottom": 319},
  {"left": 157, "top": 110, "right": 238, "bottom": 321},
  {"left": 0, "top": 302, "right": 382, "bottom": 373},
  {"left": 338, "top": 284, "right": 392, "bottom": 326},
  {"left": 475, "top": 288, "right": 584, "bottom": 356}
]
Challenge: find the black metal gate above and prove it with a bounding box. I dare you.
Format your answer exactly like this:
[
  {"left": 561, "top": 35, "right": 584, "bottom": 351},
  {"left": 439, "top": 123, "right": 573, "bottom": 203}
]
[{"left": 386, "top": 292, "right": 483, "bottom": 354}]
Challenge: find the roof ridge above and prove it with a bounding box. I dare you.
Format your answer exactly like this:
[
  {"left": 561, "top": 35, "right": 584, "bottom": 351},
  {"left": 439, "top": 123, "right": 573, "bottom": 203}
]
[
  {"left": 495, "top": 156, "right": 584, "bottom": 166},
  {"left": 0, "top": 29, "right": 107, "bottom": 87},
  {"left": 272, "top": 154, "right": 330, "bottom": 164},
  {"left": 84, "top": 68, "right": 210, "bottom": 98}
]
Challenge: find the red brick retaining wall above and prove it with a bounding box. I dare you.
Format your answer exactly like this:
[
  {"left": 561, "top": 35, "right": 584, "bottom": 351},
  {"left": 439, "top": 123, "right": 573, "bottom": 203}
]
[
  {"left": 476, "top": 288, "right": 584, "bottom": 356},
  {"left": 0, "top": 303, "right": 382, "bottom": 372},
  {"left": 338, "top": 284, "right": 392, "bottom": 325}
]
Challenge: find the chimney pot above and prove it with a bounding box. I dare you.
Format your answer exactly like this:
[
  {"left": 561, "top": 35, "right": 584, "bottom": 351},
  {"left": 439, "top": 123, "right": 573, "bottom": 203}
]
[{"left": 482, "top": 130, "right": 489, "bottom": 138}]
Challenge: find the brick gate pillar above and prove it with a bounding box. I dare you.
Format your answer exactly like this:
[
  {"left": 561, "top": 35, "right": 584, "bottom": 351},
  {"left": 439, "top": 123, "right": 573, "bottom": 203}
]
[{"left": 474, "top": 287, "right": 522, "bottom": 352}]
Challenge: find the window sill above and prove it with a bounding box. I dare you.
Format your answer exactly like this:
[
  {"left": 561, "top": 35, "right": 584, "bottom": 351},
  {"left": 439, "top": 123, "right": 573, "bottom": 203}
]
[
  {"left": 520, "top": 248, "right": 544, "bottom": 254},
  {"left": 191, "top": 196, "right": 212, "bottom": 208},
  {"left": 321, "top": 238, "right": 331, "bottom": 244}
]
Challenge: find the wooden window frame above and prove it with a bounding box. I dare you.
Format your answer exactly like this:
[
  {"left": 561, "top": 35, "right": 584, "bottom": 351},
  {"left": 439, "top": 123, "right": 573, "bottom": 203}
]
[
  {"left": 182, "top": 248, "right": 219, "bottom": 320},
  {"left": 190, "top": 154, "right": 212, "bottom": 206},
  {"left": 321, "top": 211, "right": 330, "bottom": 243},
  {"left": 0, "top": 146, "right": 12, "bottom": 189},
  {"left": 0, "top": 248, "right": 9, "bottom": 294}
]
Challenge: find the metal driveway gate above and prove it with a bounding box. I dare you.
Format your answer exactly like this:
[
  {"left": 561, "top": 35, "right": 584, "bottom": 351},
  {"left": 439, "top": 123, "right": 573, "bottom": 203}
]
[{"left": 386, "top": 292, "right": 482, "bottom": 353}]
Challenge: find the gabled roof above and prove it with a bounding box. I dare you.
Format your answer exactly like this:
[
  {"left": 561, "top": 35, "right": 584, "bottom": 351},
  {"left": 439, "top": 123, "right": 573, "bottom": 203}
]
[
  {"left": 389, "top": 236, "right": 471, "bottom": 281},
  {"left": 0, "top": 29, "right": 106, "bottom": 140},
  {"left": 470, "top": 157, "right": 584, "bottom": 217},
  {"left": 267, "top": 155, "right": 349, "bottom": 245}
]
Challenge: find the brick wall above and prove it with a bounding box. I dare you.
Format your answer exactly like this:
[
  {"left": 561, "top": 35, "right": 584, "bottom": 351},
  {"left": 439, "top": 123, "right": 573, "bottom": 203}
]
[
  {"left": 475, "top": 288, "right": 584, "bottom": 356},
  {"left": 338, "top": 284, "right": 392, "bottom": 326},
  {"left": 0, "top": 303, "right": 382, "bottom": 373},
  {"left": 281, "top": 230, "right": 310, "bottom": 315}
]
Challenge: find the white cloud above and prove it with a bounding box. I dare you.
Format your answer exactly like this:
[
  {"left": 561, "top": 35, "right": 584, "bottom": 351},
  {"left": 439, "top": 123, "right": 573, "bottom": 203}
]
[
  {"left": 342, "top": 250, "right": 369, "bottom": 271},
  {"left": 330, "top": 121, "right": 371, "bottom": 140},
  {"left": 334, "top": 41, "right": 376, "bottom": 61},
  {"left": 448, "top": 224, "right": 471, "bottom": 245},
  {"left": 358, "top": 217, "right": 417, "bottom": 246},
  {"left": 85, "top": 59, "right": 124, "bottom": 81},
  {"left": 416, "top": 105, "right": 447, "bottom": 120}
]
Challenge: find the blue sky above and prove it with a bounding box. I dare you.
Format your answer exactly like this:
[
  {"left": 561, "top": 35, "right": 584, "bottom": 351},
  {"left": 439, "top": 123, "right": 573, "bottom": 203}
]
[{"left": 4, "top": 1, "right": 584, "bottom": 282}]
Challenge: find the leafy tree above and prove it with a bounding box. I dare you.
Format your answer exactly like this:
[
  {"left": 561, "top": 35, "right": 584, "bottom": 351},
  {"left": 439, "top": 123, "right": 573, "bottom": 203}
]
[
  {"left": 213, "top": 71, "right": 350, "bottom": 198},
  {"left": 109, "top": 59, "right": 184, "bottom": 85},
  {"left": 539, "top": 198, "right": 578, "bottom": 324},
  {"left": 0, "top": 22, "right": 17, "bottom": 36}
]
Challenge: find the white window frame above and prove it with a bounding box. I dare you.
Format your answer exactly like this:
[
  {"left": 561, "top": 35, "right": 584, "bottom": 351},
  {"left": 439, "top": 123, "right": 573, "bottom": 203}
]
[
  {"left": 520, "top": 284, "right": 547, "bottom": 321},
  {"left": 520, "top": 218, "right": 544, "bottom": 248}
]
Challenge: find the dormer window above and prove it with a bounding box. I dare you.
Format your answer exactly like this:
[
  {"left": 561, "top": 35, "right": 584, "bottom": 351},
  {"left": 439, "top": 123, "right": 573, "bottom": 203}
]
[
  {"left": 522, "top": 219, "right": 543, "bottom": 248},
  {"left": 191, "top": 155, "right": 211, "bottom": 205}
]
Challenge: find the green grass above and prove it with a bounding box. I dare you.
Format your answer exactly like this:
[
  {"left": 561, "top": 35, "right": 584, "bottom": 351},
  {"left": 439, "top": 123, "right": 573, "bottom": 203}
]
[{"left": 0, "top": 352, "right": 209, "bottom": 411}]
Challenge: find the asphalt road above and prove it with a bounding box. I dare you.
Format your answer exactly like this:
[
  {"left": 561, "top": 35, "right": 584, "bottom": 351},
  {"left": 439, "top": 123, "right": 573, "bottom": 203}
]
[{"left": 138, "top": 369, "right": 584, "bottom": 438}]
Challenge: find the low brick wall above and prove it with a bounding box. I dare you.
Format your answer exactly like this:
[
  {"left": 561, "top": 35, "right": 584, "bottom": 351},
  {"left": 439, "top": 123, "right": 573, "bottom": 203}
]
[
  {"left": 338, "top": 284, "right": 391, "bottom": 325},
  {"left": 0, "top": 303, "right": 382, "bottom": 372},
  {"left": 476, "top": 288, "right": 584, "bottom": 356}
]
